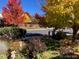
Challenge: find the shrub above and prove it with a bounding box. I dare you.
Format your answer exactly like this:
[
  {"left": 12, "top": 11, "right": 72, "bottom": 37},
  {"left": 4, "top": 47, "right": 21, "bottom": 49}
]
[
  {"left": 28, "top": 38, "right": 47, "bottom": 52},
  {"left": 55, "top": 31, "right": 67, "bottom": 40},
  {"left": 0, "top": 26, "right": 26, "bottom": 39},
  {"left": 9, "top": 27, "right": 22, "bottom": 39},
  {"left": 20, "top": 46, "right": 28, "bottom": 58},
  {"left": 0, "top": 27, "right": 10, "bottom": 36},
  {"left": 20, "top": 38, "right": 47, "bottom": 59},
  {"left": 42, "top": 36, "right": 60, "bottom": 50}
]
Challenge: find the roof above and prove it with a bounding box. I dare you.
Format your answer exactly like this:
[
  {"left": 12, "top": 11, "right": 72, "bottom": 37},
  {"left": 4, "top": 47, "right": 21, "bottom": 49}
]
[
  {"left": 0, "top": 14, "right": 3, "bottom": 19},
  {"left": 23, "top": 12, "right": 32, "bottom": 23},
  {"left": 24, "top": 12, "right": 31, "bottom": 18}
]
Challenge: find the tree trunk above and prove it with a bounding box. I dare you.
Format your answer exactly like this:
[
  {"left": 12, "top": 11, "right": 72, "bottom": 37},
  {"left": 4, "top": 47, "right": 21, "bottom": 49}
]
[
  {"left": 7, "top": 49, "right": 11, "bottom": 59},
  {"left": 72, "top": 24, "right": 78, "bottom": 41},
  {"left": 52, "top": 28, "right": 57, "bottom": 38}
]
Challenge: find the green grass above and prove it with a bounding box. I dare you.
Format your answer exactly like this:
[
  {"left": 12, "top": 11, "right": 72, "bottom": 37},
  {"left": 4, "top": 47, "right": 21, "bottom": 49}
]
[
  {"left": 0, "top": 53, "right": 25, "bottom": 59},
  {"left": 0, "top": 54, "right": 7, "bottom": 59},
  {"left": 37, "top": 50, "right": 60, "bottom": 59}
]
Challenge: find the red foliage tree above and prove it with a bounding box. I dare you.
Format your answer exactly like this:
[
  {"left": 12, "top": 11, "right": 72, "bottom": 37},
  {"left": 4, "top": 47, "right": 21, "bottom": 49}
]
[
  {"left": 34, "top": 13, "right": 47, "bottom": 27},
  {"left": 2, "top": 0, "right": 24, "bottom": 25}
]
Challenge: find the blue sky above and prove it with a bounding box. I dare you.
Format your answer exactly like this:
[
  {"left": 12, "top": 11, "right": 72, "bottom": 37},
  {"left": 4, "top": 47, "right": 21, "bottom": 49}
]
[{"left": 0, "top": 0, "right": 46, "bottom": 16}]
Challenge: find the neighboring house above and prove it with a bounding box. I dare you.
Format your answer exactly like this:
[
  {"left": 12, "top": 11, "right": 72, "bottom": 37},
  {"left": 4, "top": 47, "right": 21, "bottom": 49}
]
[
  {"left": 0, "top": 14, "right": 4, "bottom": 27},
  {"left": 23, "top": 12, "right": 40, "bottom": 28},
  {"left": 23, "top": 12, "right": 31, "bottom": 23},
  {"left": 25, "top": 22, "right": 40, "bottom": 28},
  {"left": 0, "top": 14, "right": 3, "bottom": 18}
]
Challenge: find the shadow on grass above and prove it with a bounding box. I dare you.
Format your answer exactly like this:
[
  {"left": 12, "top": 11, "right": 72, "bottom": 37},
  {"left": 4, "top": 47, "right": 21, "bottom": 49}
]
[{"left": 50, "top": 54, "right": 79, "bottom": 59}]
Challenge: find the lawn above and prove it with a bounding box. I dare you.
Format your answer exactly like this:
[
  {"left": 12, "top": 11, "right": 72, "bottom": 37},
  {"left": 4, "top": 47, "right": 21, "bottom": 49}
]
[
  {"left": 0, "top": 53, "right": 7, "bottom": 59},
  {"left": 37, "top": 50, "right": 60, "bottom": 59}
]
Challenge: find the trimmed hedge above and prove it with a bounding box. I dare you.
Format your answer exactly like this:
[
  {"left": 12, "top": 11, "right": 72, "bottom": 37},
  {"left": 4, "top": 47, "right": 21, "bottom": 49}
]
[{"left": 0, "top": 26, "right": 26, "bottom": 39}]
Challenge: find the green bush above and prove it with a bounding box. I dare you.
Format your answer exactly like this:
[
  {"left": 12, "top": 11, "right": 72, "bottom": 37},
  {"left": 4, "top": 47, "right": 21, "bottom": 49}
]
[
  {"left": 20, "top": 47, "right": 28, "bottom": 58},
  {"left": 42, "top": 36, "right": 60, "bottom": 50},
  {"left": 9, "top": 27, "right": 21, "bottom": 38},
  {"left": 0, "top": 27, "right": 10, "bottom": 35},
  {"left": 55, "top": 31, "right": 67, "bottom": 40},
  {"left": 0, "top": 26, "right": 26, "bottom": 39}
]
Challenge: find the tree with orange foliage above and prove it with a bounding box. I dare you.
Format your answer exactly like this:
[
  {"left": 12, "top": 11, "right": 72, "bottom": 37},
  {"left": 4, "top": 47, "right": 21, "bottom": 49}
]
[{"left": 2, "top": 0, "right": 24, "bottom": 26}]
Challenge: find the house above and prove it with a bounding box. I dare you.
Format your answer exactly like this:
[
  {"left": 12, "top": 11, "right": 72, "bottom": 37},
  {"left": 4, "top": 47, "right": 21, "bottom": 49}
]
[
  {"left": 0, "top": 14, "right": 4, "bottom": 27},
  {"left": 25, "top": 22, "right": 40, "bottom": 28},
  {"left": 23, "top": 12, "right": 32, "bottom": 23},
  {"left": 22, "top": 12, "right": 40, "bottom": 28}
]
